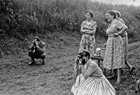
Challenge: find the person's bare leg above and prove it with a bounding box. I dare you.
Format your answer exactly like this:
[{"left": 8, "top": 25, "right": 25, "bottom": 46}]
[
  {"left": 125, "top": 61, "right": 135, "bottom": 73},
  {"left": 125, "top": 60, "right": 131, "bottom": 70},
  {"left": 116, "top": 68, "right": 121, "bottom": 84},
  {"left": 107, "top": 69, "right": 117, "bottom": 79},
  {"left": 136, "top": 79, "right": 140, "bottom": 93}
]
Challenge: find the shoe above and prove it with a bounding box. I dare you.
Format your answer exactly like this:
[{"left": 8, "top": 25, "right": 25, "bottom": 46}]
[
  {"left": 107, "top": 75, "right": 117, "bottom": 80},
  {"left": 28, "top": 61, "right": 35, "bottom": 65}
]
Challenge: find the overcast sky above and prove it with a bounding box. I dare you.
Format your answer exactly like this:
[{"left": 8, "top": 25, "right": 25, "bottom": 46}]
[{"left": 91, "top": 0, "right": 140, "bottom": 6}]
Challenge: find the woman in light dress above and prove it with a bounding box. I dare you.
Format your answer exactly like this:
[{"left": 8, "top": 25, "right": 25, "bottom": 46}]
[
  {"left": 79, "top": 10, "right": 97, "bottom": 57},
  {"left": 103, "top": 10, "right": 128, "bottom": 84},
  {"left": 71, "top": 50, "right": 115, "bottom": 95}
]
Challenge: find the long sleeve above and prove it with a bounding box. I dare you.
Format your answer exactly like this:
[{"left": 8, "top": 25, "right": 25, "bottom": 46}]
[
  {"left": 82, "top": 61, "right": 97, "bottom": 79},
  {"left": 29, "top": 44, "right": 33, "bottom": 50},
  {"left": 36, "top": 42, "right": 46, "bottom": 53}
]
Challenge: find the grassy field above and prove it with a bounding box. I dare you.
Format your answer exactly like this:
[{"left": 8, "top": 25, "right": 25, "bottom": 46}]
[{"left": 0, "top": 37, "right": 140, "bottom": 95}]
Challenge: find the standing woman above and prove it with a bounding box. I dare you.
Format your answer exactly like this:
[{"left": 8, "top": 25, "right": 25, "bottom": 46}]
[
  {"left": 79, "top": 10, "right": 97, "bottom": 57},
  {"left": 115, "top": 10, "right": 135, "bottom": 73},
  {"left": 103, "top": 10, "right": 127, "bottom": 84}
]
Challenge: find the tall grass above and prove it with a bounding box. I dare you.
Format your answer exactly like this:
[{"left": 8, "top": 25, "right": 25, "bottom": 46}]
[{"left": 0, "top": 0, "right": 140, "bottom": 40}]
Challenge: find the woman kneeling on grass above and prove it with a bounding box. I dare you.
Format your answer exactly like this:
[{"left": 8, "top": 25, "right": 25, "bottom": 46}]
[{"left": 71, "top": 50, "right": 115, "bottom": 95}]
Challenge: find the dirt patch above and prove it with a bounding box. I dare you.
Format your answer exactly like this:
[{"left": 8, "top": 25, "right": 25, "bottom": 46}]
[{"left": 0, "top": 42, "right": 140, "bottom": 95}]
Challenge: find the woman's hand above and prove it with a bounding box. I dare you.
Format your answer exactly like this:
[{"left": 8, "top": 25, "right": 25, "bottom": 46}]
[
  {"left": 83, "top": 27, "right": 89, "bottom": 30},
  {"left": 33, "top": 39, "right": 39, "bottom": 47},
  {"left": 114, "top": 33, "right": 119, "bottom": 36},
  {"left": 81, "top": 27, "right": 94, "bottom": 34},
  {"left": 75, "top": 58, "right": 79, "bottom": 65},
  {"left": 103, "top": 43, "right": 107, "bottom": 48}
]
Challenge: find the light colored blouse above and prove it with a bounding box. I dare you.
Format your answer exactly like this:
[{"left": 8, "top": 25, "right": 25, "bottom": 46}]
[{"left": 82, "top": 59, "right": 103, "bottom": 79}]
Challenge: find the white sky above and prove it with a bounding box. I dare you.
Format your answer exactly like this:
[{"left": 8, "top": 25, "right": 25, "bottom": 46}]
[{"left": 91, "top": 0, "right": 140, "bottom": 6}]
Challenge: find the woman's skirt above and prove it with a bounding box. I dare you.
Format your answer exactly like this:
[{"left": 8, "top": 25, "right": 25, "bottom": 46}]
[
  {"left": 79, "top": 34, "right": 95, "bottom": 57},
  {"left": 71, "top": 74, "right": 115, "bottom": 95},
  {"left": 103, "top": 36, "right": 124, "bottom": 70}
]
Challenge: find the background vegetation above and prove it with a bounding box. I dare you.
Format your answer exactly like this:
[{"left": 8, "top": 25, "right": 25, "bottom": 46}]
[
  {"left": 0, "top": 0, "right": 140, "bottom": 56},
  {"left": 0, "top": 1, "right": 140, "bottom": 95}
]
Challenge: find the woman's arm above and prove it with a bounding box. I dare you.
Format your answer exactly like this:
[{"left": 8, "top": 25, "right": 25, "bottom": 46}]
[
  {"left": 80, "top": 21, "right": 97, "bottom": 34},
  {"left": 114, "top": 26, "right": 127, "bottom": 36},
  {"left": 80, "top": 26, "right": 88, "bottom": 33},
  {"left": 74, "top": 59, "right": 79, "bottom": 75},
  {"left": 80, "top": 25, "right": 90, "bottom": 33},
  {"left": 118, "top": 25, "right": 127, "bottom": 35},
  {"left": 81, "top": 28, "right": 94, "bottom": 34},
  {"left": 80, "top": 21, "right": 87, "bottom": 33},
  {"left": 28, "top": 44, "right": 33, "bottom": 50},
  {"left": 36, "top": 42, "right": 45, "bottom": 53},
  {"left": 82, "top": 63, "right": 97, "bottom": 79},
  {"left": 103, "top": 42, "right": 107, "bottom": 48},
  {"left": 74, "top": 58, "right": 84, "bottom": 77},
  {"left": 114, "top": 21, "right": 128, "bottom": 36},
  {"left": 85, "top": 22, "right": 97, "bottom": 34}
]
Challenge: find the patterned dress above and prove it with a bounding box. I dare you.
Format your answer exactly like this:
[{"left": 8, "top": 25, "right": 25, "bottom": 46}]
[
  {"left": 79, "top": 20, "right": 97, "bottom": 56},
  {"left": 117, "top": 18, "right": 128, "bottom": 61},
  {"left": 71, "top": 59, "right": 115, "bottom": 95},
  {"left": 103, "top": 19, "right": 125, "bottom": 70}
]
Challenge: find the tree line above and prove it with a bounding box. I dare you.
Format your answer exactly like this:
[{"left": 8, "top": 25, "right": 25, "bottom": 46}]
[{"left": 0, "top": 0, "right": 140, "bottom": 42}]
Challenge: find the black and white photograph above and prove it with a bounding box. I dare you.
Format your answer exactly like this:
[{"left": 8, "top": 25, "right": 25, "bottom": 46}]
[{"left": 0, "top": 0, "right": 140, "bottom": 95}]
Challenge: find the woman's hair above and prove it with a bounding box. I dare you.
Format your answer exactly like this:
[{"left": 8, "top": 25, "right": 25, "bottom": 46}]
[
  {"left": 86, "top": 10, "right": 94, "bottom": 18},
  {"left": 82, "top": 50, "right": 90, "bottom": 59},
  {"left": 115, "top": 10, "right": 121, "bottom": 17},
  {"left": 106, "top": 10, "right": 116, "bottom": 19}
]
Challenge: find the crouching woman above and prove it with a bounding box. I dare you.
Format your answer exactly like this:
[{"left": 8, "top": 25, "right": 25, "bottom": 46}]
[{"left": 71, "top": 50, "right": 115, "bottom": 95}]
